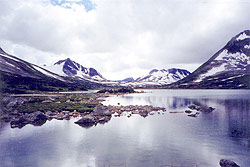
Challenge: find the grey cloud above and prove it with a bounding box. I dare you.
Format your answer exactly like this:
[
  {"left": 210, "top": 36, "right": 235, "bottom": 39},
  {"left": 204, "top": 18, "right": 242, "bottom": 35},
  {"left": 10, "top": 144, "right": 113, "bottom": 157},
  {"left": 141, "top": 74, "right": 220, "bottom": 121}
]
[
  {"left": 0, "top": 0, "right": 250, "bottom": 80},
  {"left": 0, "top": 2, "right": 75, "bottom": 54}
]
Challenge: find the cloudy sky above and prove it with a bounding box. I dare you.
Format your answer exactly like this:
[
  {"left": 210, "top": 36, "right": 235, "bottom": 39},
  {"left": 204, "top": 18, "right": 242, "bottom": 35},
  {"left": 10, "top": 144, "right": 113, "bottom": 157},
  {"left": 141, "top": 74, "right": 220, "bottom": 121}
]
[{"left": 0, "top": 0, "right": 249, "bottom": 80}]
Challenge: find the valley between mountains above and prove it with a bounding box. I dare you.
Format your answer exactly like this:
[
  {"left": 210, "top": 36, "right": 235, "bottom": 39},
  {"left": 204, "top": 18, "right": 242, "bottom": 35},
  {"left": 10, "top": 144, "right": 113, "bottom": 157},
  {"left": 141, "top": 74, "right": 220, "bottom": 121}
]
[{"left": 1, "top": 30, "right": 250, "bottom": 94}]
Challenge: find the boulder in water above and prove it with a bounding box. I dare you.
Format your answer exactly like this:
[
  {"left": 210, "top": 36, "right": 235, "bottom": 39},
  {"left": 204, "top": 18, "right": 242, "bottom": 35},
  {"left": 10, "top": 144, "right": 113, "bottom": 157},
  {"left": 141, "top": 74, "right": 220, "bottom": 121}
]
[{"left": 75, "top": 115, "right": 96, "bottom": 127}]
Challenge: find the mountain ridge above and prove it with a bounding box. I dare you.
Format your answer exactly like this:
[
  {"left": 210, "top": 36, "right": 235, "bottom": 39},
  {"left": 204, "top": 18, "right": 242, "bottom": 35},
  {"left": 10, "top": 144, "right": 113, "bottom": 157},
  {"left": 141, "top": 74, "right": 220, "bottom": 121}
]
[
  {"left": 0, "top": 48, "right": 102, "bottom": 93},
  {"left": 166, "top": 30, "right": 250, "bottom": 89},
  {"left": 45, "top": 58, "right": 106, "bottom": 81},
  {"left": 1, "top": 30, "right": 249, "bottom": 91},
  {"left": 136, "top": 68, "right": 190, "bottom": 84}
]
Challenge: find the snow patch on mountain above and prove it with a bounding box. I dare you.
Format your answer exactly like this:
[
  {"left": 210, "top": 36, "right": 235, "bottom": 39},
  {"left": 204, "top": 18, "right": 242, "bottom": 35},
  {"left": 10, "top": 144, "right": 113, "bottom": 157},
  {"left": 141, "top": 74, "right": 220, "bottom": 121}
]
[
  {"left": 0, "top": 53, "right": 21, "bottom": 62},
  {"left": 5, "top": 61, "right": 16, "bottom": 68},
  {"left": 215, "top": 49, "right": 250, "bottom": 70},
  {"left": 188, "top": 30, "right": 250, "bottom": 85},
  {"left": 194, "top": 64, "right": 226, "bottom": 82},
  {"left": 236, "top": 32, "right": 250, "bottom": 41},
  {"left": 220, "top": 74, "right": 245, "bottom": 82},
  {"left": 32, "top": 65, "right": 66, "bottom": 81},
  {"left": 244, "top": 45, "right": 250, "bottom": 49},
  {"left": 194, "top": 48, "right": 250, "bottom": 83},
  {"left": 45, "top": 63, "right": 66, "bottom": 76}
]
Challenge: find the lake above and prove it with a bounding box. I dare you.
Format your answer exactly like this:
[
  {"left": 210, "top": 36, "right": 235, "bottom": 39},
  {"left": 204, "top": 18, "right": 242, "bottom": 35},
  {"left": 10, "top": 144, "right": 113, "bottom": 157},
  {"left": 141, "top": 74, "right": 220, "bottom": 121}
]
[{"left": 0, "top": 89, "right": 250, "bottom": 167}]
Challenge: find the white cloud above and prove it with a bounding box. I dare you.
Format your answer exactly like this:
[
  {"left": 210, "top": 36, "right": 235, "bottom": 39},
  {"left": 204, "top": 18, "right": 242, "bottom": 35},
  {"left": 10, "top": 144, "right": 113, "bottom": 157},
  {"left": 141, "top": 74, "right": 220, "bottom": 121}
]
[{"left": 0, "top": 0, "right": 249, "bottom": 80}]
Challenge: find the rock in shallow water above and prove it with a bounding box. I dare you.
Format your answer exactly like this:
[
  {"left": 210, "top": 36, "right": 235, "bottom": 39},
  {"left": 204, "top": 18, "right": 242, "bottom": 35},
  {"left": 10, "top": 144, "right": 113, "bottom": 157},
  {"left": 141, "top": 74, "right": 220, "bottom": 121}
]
[
  {"left": 219, "top": 159, "right": 240, "bottom": 167},
  {"left": 10, "top": 111, "right": 47, "bottom": 128},
  {"left": 74, "top": 115, "right": 96, "bottom": 127},
  {"left": 185, "top": 110, "right": 192, "bottom": 114},
  {"left": 93, "top": 106, "right": 111, "bottom": 116},
  {"left": 30, "top": 111, "right": 48, "bottom": 126},
  {"left": 10, "top": 117, "right": 28, "bottom": 128},
  {"left": 188, "top": 104, "right": 215, "bottom": 113}
]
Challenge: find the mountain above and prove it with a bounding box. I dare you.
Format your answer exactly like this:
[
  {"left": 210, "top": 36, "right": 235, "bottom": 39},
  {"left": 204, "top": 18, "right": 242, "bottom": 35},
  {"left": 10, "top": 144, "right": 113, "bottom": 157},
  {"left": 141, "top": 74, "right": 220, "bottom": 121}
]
[
  {"left": 121, "top": 77, "right": 135, "bottom": 82},
  {"left": 167, "top": 30, "right": 250, "bottom": 89},
  {"left": 136, "top": 68, "right": 190, "bottom": 84},
  {"left": 0, "top": 48, "right": 101, "bottom": 93},
  {"left": 0, "top": 47, "right": 66, "bottom": 81},
  {"left": 45, "top": 58, "right": 106, "bottom": 81}
]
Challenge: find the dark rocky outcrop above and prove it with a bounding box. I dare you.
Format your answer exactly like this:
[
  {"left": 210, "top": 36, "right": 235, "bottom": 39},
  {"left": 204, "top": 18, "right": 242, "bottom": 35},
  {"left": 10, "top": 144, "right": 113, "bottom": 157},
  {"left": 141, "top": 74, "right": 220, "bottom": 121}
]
[
  {"left": 184, "top": 103, "right": 215, "bottom": 118},
  {"left": 185, "top": 110, "right": 192, "bottom": 114},
  {"left": 75, "top": 106, "right": 112, "bottom": 127},
  {"left": 30, "top": 111, "right": 48, "bottom": 126},
  {"left": 219, "top": 159, "right": 240, "bottom": 167},
  {"left": 74, "top": 104, "right": 166, "bottom": 128},
  {"left": 188, "top": 104, "right": 215, "bottom": 113},
  {"left": 10, "top": 111, "right": 48, "bottom": 128},
  {"left": 93, "top": 106, "right": 111, "bottom": 116},
  {"left": 75, "top": 115, "right": 96, "bottom": 127},
  {"left": 10, "top": 117, "right": 28, "bottom": 128},
  {"left": 107, "top": 105, "right": 166, "bottom": 118}
]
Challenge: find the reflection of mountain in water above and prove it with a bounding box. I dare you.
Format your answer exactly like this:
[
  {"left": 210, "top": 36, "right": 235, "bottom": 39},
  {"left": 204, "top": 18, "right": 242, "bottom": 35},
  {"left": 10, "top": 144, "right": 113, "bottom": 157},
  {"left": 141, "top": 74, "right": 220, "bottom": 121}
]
[
  {"left": 140, "top": 96, "right": 215, "bottom": 110},
  {"left": 138, "top": 96, "right": 192, "bottom": 109},
  {"left": 136, "top": 94, "right": 250, "bottom": 147},
  {"left": 225, "top": 99, "right": 250, "bottom": 146}
]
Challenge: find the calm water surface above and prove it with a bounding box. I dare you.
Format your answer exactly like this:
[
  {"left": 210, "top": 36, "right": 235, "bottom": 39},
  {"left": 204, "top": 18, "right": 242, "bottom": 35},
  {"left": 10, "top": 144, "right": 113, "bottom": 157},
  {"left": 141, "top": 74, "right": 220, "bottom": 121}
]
[{"left": 1, "top": 89, "right": 250, "bottom": 167}]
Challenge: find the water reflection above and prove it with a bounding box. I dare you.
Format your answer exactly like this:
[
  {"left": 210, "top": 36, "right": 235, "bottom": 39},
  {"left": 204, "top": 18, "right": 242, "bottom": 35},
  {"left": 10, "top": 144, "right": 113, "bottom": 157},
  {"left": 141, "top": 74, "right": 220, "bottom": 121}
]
[
  {"left": 224, "top": 99, "right": 250, "bottom": 147},
  {"left": 1, "top": 90, "right": 250, "bottom": 167},
  {"left": 104, "top": 90, "right": 250, "bottom": 149}
]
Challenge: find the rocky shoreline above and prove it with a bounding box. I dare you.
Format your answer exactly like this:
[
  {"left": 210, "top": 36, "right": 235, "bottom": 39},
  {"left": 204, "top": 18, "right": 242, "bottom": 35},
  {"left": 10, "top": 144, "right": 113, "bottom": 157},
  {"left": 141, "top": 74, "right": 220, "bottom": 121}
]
[
  {"left": 0, "top": 93, "right": 105, "bottom": 128},
  {"left": 0, "top": 88, "right": 216, "bottom": 128},
  {"left": 75, "top": 105, "right": 166, "bottom": 127},
  {"left": 0, "top": 91, "right": 166, "bottom": 128}
]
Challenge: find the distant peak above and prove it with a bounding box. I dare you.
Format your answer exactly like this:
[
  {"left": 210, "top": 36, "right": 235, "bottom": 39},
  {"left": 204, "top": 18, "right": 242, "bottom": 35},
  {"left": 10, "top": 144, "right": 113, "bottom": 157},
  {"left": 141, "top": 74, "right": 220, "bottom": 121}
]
[
  {"left": 235, "top": 30, "right": 250, "bottom": 41},
  {"left": 64, "top": 58, "right": 74, "bottom": 63},
  {"left": 168, "top": 68, "right": 190, "bottom": 75},
  {"left": 51, "top": 57, "right": 105, "bottom": 80},
  {"left": 54, "top": 58, "right": 73, "bottom": 65},
  {"left": 224, "top": 30, "right": 250, "bottom": 54},
  {"left": 149, "top": 69, "right": 159, "bottom": 74},
  {"left": 160, "top": 69, "right": 167, "bottom": 72},
  {"left": 121, "top": 77, "right": 135, "bottom": 82},
  {"left": 242, "top": 30, "right": 250, "bottom": 34}
]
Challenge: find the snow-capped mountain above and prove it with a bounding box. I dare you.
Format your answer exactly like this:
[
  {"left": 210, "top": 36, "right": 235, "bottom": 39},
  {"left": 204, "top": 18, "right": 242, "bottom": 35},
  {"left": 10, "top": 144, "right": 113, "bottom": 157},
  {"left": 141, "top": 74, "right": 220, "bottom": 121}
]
[
  {"left": 0, "top": 47, "right": 102, "bottom": 93},
  {"left": 45, "top": 58, "right": 106, "bottom": 81},
  {"left": 136, "top": 68, "right": 190, "bottom": 84},
  {"left": 168, "top": 30, "right": 250, "bottom": 89}
]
